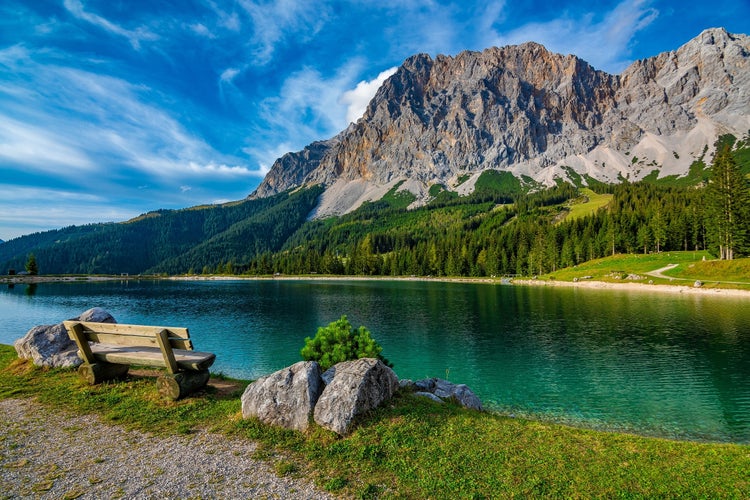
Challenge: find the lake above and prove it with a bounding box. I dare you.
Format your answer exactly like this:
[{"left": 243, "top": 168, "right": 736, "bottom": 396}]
[{"left": 1, "top": 278, "right": 748, "bottom": 443}]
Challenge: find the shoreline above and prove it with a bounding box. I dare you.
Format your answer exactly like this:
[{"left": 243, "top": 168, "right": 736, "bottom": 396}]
[{"left": 3, "top": 273, "right": 750, "bottom": 298}]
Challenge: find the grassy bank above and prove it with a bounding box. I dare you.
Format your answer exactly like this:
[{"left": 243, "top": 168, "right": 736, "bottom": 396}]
[
  {"left": 539, "top": 252, "right": 750, "bottom": 290},
  {"left": 1, "top": 345, "right": 748, "bottom": 498}
]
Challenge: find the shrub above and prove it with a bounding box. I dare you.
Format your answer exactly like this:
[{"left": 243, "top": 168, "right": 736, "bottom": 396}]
[{"left": 300, "top": 315, "right": 391, "bottom": 371}]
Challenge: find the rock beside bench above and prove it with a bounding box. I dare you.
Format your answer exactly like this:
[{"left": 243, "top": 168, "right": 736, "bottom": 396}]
[{"left": 14, "top": 307, "right": 116, "bottom": 368}]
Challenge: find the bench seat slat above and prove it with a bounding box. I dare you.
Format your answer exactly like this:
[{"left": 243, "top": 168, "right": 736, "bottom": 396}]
[
  {"left": 74, "top": 321, "right": 191, "bottom": 339},
  {"left": 83, "top": 332, "right": 192, "bottom": 351},
  {"left": 89, "top": 344, "right": 216, "bottom": 371}
]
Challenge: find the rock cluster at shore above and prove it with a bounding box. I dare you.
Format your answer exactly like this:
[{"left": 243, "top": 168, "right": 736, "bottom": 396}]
[{"left": 241, "top": 358, "right": 483, "bottom": 435}]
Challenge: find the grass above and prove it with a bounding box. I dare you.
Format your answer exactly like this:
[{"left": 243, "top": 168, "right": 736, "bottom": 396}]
[
  {"left": 667, "top": 257, "right": 750, "bottom": 283},
  {"left": 559, "top": 188, "right": 613, "bottom": 224},
  {"left": 540, "top": 252, "right": 750, "bottom": 290},
  {"left": 1, "top": 345, "right": 749, "bottom": 498}
]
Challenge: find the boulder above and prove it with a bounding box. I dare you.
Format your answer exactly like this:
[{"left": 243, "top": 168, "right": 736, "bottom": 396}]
[
  {"left": 313, "top": 358, "right": 399, "bottom": 435},
  {"left": 241, "top": 361, "right": 323, "bottom": 431},
  {"left": 414, "top": 391, "right": 444, "bottom": 404},
  {"left": 410, "top": 378, "right": 484, "bottom": 410},
  {"left": 321, "top": 365, "right": 336, "bottom": 385},
  {"left": 14, "top": 307, "right": 116, "bottom": 368}
]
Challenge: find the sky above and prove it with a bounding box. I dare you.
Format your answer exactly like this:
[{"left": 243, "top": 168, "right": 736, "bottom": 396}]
[{"left": 1, "top": 1, "right": 748, "bottom": 240}]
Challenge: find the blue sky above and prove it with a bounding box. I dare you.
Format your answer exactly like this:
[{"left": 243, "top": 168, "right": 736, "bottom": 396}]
[{"left": 1, "top": 0, "right": 748, "bottom": 240}]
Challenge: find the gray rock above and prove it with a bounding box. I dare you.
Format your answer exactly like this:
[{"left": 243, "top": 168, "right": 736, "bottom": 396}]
[
  {"left": 77, "top": 307, "right": 116, "bottom": 323},
  {"left": 14, "top": 307, "right": 117, "bottom": 368},
  {"left": 412, "top": 378, "right": 484, "bottom": 411},
  {"left": 414, "top": 391, "right": 444, "bottom": 404},
  {"left": 321, "top": 365, "right": 336, "bottom": 385},
  {"left": 398, "top": 378, "right": 416, "bottom": 391},
  {"left": 414, "top": 378, "right": 436, "bottom": 392},
  {"left": 241, "top": 361, "right": 323, "bottom": 432},
  {"left": 313, "top": 358, "right": 399, "bottom": 435}
]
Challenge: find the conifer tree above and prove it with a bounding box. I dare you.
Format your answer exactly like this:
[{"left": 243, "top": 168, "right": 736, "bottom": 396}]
[
  {"left": 25, "top": 253, "right": 38, "bottom": 275},
  {"left": 707, "top": 145, "right": 750, "bottom": 259}
]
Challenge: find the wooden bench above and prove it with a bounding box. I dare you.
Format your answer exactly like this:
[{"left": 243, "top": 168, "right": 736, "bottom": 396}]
[{"left": 64, "top": 321, "right": 216, "bottom": 400}]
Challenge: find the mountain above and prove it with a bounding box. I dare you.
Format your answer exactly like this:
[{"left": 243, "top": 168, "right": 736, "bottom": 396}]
[
  {"left": 2, "top": 28, "right": 748, "bottom": 276},
  {"left": 252, "top": 28, "right": 750, "bottom": 217}
]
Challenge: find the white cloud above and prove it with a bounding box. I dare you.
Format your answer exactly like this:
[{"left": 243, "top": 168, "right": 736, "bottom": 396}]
[
  {"left": 488, "top": 0, "right": 659, "bottom": 72},
  {"left": 189, "top": 23, "right": 215, "bottom": 39},
  {"left": 0, "top": 117, "right": 95, "bottom": 172},
  {"left": 340, "top": 67, "right": 398, "bottom": 124},
  {"left": 63, "top": 0, "right": 158, "bottom": 50},
  {"left": 247, "top": 62, "right": 367, "bottom": 167},
  {"left": 220, "top": 67, "right": 240, "bottom": 83},
  {"left": 187, "top": 161, "right": 267, "bottom": 177},
  {"left": 0, "top": 45, "right": 260, "bottom": 185}
]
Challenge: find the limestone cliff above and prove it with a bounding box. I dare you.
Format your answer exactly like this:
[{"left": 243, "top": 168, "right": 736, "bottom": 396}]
[{"left": 251, "top": 28, "right": 749, "bottom": 216}]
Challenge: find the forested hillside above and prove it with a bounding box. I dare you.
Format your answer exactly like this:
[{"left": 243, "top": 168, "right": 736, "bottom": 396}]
[
  {"left": 1, "top": 137, "right": 747, "bottom": 277},
  {"left": 237, "top": 136, "right": 749, "bottom": 277},
  {"left": 0, "top": 187, "right": 323, "bottom": 275}
]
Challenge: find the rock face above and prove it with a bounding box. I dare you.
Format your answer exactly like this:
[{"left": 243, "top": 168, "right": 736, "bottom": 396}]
[
  {"left": 14, "top": 307, "right": 116, "bottom": 368},
  {"left": 241, "top": 361, "right": 323, "bottom": 432},
  {"left": 313, "top": 358, "right": 399, "bottom": 435},
  {"left": 251, "top": 28, "right": 750, "bottom": 216}
]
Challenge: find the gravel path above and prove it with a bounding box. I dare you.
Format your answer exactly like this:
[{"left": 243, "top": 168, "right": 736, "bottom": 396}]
[{"left": 0, "top": 399, "right": 336, "bottom": 499}]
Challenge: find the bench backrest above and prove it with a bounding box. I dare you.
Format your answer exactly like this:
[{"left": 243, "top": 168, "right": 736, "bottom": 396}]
[{"left": 64, "top": 321, "right": 194, "bottom": 351}]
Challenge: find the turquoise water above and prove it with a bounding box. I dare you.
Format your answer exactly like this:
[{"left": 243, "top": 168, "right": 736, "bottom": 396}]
[{"left": 1, "top": 279, "right": 749, "bottom": 443}]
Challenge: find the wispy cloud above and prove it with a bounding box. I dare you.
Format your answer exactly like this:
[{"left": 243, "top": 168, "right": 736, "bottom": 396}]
[
  {"left": 63, "top": 0, "right": 158, "bottom": 50},
  {"left": 238, "top": 0, "right": 330, "bottom": 64},
  {"left": 340, "top": 67, "right": 398, "bottom": 124},
  {"left": 249, "top": 62, "right": 363, "bottom": 165},
  {"left": 220, "top": 67, "right": 240, "bottom": 83},
  {"left": 0, "top": 44, "right": 257, "bottom": 182},
  {"left": 0, "top": 185, "right": 136, "bottom": 239}
]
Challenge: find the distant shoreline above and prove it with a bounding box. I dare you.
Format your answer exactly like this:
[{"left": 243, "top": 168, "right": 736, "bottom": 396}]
[{"left": 4, "top": 273, "right": 748, "bottom": 298}]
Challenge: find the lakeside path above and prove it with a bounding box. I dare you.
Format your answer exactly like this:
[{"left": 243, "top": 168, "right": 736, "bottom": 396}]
[
  {"left": 515, "top": 275, "right": 750, "bottom": 297},
  {"left": 0, "top": 398, "right": 335, "bottom": 499}
]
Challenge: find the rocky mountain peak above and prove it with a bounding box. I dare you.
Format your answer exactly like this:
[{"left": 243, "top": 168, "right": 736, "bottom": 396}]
[{"left": 250, "top": 29, "right": 749, "bottom": 217}]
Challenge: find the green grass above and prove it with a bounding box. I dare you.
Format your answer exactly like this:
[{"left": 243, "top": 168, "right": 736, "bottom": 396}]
[
  {"left": 1, "top": 344, "right": 748, "bottom": 498},
  {"left": 559, "top": 188, "right": 613, "bottom": 223},
  {"left": 540, "top": 252, "right": 750, "bottom": 290},
  {"left": 668, "top": 258, "right": 750, "bottom": 283}
]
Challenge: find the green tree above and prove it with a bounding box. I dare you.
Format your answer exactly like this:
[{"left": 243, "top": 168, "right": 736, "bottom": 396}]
[
  {"left": 707, "top": 145, "right": 750, "bottom": 259},
  {"left": 300, "top": 315, "right": 391, "bottom": 371},
  {"left": 25, "top": 253, "right": 38, "bottom": 275}
]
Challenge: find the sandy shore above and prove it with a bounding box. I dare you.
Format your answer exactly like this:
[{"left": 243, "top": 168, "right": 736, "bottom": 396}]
[{"left": 4, "top": 273, "right": 749, "bottom": 298}]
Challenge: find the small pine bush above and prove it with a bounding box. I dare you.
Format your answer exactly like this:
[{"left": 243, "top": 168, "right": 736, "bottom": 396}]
[{"left": 300, "top": 315, "right": 391, "bottom": 371}]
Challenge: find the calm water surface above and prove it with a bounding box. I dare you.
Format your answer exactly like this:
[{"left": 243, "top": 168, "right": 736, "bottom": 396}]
[{"left": 1, "top": 279, "right": 748, "bottom": 443}]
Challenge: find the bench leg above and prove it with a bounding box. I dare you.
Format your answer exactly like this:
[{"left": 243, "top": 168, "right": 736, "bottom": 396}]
[
  {"left": 78, "top": 362, "right": 129, "bottom": 385},
  {"left": 157, "top": 370, "right": 210, "bottom": 400}
]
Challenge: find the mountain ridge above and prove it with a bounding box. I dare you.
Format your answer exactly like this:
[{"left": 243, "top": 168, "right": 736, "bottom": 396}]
[{"left": 251, "top": 27, "right": 749, "bottom": 217}]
